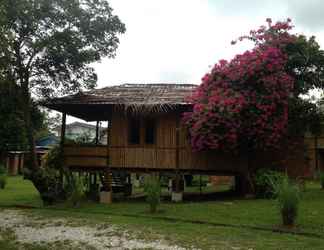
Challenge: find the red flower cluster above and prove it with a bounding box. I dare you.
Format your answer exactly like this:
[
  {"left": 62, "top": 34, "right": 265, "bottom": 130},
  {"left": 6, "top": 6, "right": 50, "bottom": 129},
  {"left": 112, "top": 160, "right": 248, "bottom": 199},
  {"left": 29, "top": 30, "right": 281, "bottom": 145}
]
[{"left": 184, "top": 19, "right": 296, "bottom": 152}]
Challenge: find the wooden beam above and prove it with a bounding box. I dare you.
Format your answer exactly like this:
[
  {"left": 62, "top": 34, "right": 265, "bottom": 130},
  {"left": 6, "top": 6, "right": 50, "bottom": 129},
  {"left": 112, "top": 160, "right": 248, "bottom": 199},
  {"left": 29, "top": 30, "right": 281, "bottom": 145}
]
[
  {"left": 107, "top": 120, "right": 111, "bottom": 147},
  {"left": 175, "top": 114, "right": 180, "bottom": 170},
  {"left": 175, "top": 113, "right": 181, "bottom": 192},
  {"left": 60, "top": 113, "right": 66, "bottom": 146},
  {"left": 59, "top": 112, "right": 67, "bottom": 187},
  {"left": 315, "top": 135, "right": 319, "bottom": 176},
  {"left": 95, "top": 121, "right": 100, "bottom": 145}
]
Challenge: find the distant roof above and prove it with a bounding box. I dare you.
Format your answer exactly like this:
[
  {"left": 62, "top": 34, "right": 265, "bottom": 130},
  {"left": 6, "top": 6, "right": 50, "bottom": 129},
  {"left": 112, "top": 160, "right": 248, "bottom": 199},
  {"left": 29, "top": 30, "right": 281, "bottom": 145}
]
[
  {"left": 41, "top": 84, "right": 197, "bottom": 120},
  {"left": 66, "top": 121, "right": 97, "bottom": 130},
  {"left": 53, "top": 121, "right": 106, "bottom": 131},
  {"left": 35, "top": 134, "right": 59, "bottom": 147}
]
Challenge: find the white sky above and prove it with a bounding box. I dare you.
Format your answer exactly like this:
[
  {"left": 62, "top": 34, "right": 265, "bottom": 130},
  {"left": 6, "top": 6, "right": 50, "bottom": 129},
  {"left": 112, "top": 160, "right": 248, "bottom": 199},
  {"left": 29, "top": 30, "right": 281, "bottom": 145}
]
[{"left": 68, "top": 0, "right": 324, "bottom": 124}]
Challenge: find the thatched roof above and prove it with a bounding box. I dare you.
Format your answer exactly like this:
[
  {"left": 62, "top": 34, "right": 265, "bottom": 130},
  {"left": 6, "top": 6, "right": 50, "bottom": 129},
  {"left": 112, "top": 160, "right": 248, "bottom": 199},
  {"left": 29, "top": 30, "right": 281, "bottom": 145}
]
[{"left": 42, "top": 83, "right": 197, "bottom": 121}]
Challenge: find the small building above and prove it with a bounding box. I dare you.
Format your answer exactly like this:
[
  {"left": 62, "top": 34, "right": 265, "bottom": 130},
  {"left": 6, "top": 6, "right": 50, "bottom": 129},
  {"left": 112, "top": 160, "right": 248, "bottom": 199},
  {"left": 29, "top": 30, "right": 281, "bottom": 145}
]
[
  {"left": 36, "top": 134, "right": 59, "bottom": 147},
  {"left": 54, "top": 121, "right": 106, "bottom": 144},
  {"left": 42, "top": 83, "right": 314, "bottom": 197}
]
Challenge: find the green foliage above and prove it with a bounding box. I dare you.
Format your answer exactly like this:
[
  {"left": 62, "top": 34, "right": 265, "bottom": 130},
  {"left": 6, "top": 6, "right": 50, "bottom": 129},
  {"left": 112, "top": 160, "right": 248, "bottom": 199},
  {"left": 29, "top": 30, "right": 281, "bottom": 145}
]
[
  {"left": 0, "top": 175, "right": 7, "bottom": 189},
  {"left": 42, "top": 145, "right": 63, "bottom": 170},
  {"left": 23, "top": 167, "right": 60, "bottom": 205},
  {"left": 24, "top": 145, "right": 72, "bottom": 205},
  {"left": 68, "top": 175, "right": 85, "bottom": 208},
  {"left": 0, "top": 81, "right": 26, "bottom": 151},
  {"left": 0, "top": 0, "right": 125, "bottom": 178},
  {"left": 0, "top": 165, "right": 6, "bottom": 175},
  {"left": 273, "top": 176, "right": 300, "bottom": 226},
  {"left": 39, "top": 145, "right": 81, "bottom": 203},
  {"left": 318, "top": 171, "right": 324, "bottom": 189},
  {"left": 0, "top": 164, "right": 7, "bottom": 189},
  {"left": 285, "top": 35, "right": 324, "bottom": 96},
  {"left": 288, "top": 98, "right": 322, "bottom": 137},
  {"left": 254, "top": 169, "right": 285, "bottom": 198},
  {"left": 0, "top": 80, "right": 49, "bottom": 151},
  {"left": 285, "top": 35, "right": 324, "bottom": 137},
  {"left": 0, "top": 0, "right": 125, "bottom": 98},
  {"left": 144, "top": 175, "right": 161, "bottom": 213},
  {"left": 74, "top": 131, "right": 95, "bottom": 144}
]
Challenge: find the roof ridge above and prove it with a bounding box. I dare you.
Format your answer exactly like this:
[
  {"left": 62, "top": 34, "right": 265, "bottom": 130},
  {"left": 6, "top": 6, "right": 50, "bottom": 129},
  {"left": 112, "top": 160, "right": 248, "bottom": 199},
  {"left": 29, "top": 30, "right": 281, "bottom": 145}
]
[{"left": 96, "top": 83, "right": 197, "bottom": 89}]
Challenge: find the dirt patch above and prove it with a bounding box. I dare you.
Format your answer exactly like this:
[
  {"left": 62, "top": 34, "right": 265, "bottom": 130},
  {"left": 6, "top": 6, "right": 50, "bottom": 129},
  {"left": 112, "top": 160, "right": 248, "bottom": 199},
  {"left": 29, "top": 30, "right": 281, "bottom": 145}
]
[{"left": 0, "top": 209, "right": 196, "bottom": 250}]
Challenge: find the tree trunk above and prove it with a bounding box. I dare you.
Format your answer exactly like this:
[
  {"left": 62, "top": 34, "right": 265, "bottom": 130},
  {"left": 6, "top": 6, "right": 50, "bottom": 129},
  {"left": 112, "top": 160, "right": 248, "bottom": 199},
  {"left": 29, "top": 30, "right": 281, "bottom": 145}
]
[
  {"left": 235, "top": 173, "right": 254, "bottom": 196},
  {"left": 246, "top": 151, "right": 256, "bottom": 195},
  {"left": 21, "top": 84, "right": 38, "bottom": 169}
]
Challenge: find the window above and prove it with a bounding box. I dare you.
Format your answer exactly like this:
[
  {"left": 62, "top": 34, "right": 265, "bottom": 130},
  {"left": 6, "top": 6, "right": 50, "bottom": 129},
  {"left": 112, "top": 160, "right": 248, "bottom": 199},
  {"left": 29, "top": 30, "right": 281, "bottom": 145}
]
[
  {"left": 145, "top": 119, "right": 156, "bottom": 144},
  {"left": 128, "top": 118, "right": 140, "bottom": 144}
]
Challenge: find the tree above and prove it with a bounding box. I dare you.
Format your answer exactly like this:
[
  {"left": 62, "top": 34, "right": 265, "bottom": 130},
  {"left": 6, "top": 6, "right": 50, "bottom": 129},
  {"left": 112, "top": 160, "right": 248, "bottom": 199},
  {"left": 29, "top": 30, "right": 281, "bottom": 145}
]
[
  {"left": 0, "top": 0, "right": 125, "bottom": 197},
  {"left": 0, "top": 80, "right": 26, "bottom": 153},
  {"left": 0, "top": 79, "right": 49, "bottom": 167},
  {"left": 184, "top": 19, "right": 324, "bottom": 191},
  {"left": 0, "top": 79, "right": 47, "bottom": 153}
]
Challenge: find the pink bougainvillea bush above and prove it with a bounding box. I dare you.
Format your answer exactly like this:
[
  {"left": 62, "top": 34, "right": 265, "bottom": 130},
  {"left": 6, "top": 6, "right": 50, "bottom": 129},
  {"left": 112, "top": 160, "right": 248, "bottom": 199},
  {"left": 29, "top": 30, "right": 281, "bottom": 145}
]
[{"left": 184, "top": 19, "right": 296, "bottom": 152}]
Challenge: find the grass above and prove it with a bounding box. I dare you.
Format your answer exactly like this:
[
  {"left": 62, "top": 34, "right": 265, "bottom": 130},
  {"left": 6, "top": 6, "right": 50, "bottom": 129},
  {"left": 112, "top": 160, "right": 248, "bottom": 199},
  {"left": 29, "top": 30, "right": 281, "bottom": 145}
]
[
  {"left": 0, "top": 176, "right": 42, "bottom": 207},
  {"left": 1, "top": 176, "right": 324, "bottom": 249}
]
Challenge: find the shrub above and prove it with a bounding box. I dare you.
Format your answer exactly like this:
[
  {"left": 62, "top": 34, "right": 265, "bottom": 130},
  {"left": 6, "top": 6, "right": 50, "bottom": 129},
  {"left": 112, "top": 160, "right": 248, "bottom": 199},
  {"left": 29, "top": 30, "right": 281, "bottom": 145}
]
[
  {"left": 0, "top": 165, "right": 7, "bottom": 189},
  {"left": 42, "top": 145, "right": 63, "bottom": 169},
  {"left": 144, "top": 175, "right": 161, "bottom": 213},
  {"left": 319, "top": 171, "right": 324, "bottom": 189},
  {"left": 273, "top": 176, "right": 300, "bottom": 226},
  {"left": 68, "top": 175, "right": 84, "bottom": 207},
  {"left": 33, "top": 146, "right": 74, "bottom": 203},
  {"left": 0, "top": 165, "right": 6, "bottom": 175},
  {"left": 0, "top": 175, "right": 7, "bottom": 189},
  {"left": 254, "top": 169, "right": 285, "bottom": 198}
]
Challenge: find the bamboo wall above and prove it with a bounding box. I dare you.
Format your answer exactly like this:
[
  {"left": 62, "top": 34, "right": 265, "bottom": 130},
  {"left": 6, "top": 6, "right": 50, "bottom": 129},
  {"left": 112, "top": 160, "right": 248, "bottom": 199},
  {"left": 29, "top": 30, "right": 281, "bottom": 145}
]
[
  {"left": 109, "top": 113, "right": 177, "bottom": 169},
  {"left": 109, "top": 112, "right": 246, "bottom": 173},
  {"left": 63, "top": 112, "right": 316, "bottom": 177},
  {"left": 304, "top": 133, "right": 324, "bottom": 175},
  {"left": 63, "top": 145, "right": 108, "bottom": 168}
]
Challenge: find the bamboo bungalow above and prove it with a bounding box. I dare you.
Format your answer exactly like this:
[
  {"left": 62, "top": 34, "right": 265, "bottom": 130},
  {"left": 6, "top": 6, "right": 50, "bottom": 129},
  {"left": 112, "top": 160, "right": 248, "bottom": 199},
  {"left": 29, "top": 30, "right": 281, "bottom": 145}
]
[{"left": 42, "top": 83, "right": 315, "bottom": 201}]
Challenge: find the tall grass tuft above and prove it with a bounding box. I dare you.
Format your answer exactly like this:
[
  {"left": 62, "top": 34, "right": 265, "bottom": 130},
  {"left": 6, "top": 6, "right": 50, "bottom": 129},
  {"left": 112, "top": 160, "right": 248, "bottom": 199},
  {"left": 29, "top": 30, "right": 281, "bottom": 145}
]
[
  {"left": 273, "top": 176, "right": 300, "bottom": 226},
  {"left": 144, "top": 175, "right": 161, "bottom": 213},
  {"left": 68, "top": 175, "right": 84, "bottom": 207}
]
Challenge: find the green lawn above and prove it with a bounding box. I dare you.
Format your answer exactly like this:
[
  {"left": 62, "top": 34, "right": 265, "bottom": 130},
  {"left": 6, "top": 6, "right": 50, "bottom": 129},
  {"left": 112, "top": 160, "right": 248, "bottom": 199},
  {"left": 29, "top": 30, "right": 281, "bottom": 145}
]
[
  {"left": 1, "top": 176, "right": 324, "bottom": 249},
  {"left": 0, "top": 176, "right": 42, "bottom": 207}
]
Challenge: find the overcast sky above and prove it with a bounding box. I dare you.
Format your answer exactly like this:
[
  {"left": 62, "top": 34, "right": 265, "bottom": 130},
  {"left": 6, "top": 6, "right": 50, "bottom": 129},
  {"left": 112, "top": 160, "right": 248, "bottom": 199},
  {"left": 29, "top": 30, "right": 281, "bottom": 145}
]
[{"left": 92, "top": 0, "right": 324, "bottom": 88}]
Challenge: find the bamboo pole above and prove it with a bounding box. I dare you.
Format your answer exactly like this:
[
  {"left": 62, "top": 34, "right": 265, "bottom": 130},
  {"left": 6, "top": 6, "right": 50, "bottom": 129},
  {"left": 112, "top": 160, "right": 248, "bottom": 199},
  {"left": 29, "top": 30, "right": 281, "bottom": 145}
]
[
  {"left": 60, "top": 113, "right": 66, "bottom": 146},
  {"left": 95, "top": 121, "right": 100, "bottom": 145}
]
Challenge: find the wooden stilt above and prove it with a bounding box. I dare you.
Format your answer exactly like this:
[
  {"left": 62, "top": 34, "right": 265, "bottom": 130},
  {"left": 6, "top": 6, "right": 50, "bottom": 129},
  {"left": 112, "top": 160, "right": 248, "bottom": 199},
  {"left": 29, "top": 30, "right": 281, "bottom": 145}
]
[
  {"left": 100, "top": 168, "right": 112, "bottom": 204},
  {"left": 199, "top": 175, "right": 202, "bottom": 196},
  {"left": 95, "top": 121, "right": 100, "bottom": 145}
]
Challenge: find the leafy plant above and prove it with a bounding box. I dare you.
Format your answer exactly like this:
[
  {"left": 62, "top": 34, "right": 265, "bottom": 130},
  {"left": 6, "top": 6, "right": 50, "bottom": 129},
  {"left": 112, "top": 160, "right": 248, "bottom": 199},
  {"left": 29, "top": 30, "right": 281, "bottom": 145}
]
[
  {"left": 254, "top": 169, "right": 285, "bottom": 198},
  {"left": 0, "top": 165, "right": 7, "bottom": 189},
  {"left": 42, "top": 146, "right": 63, "bottom": 169},
  {"left": 0, "top": 175, "right": 7, "bottom": 189},
  {"left": 319, "top": 171, "right": 324, "bottom": 189},
  {"left": 144, "top": 175, "right": 161, "bottom": 213},
  {"left": 68, "top": 175, "right": 85, "bottom": 208},
  {"left": 0, "top": 165, "right": 6, "bottom": 175},
  {"left": 273, "top": 176, "right": 300, "bottom": 226}
]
